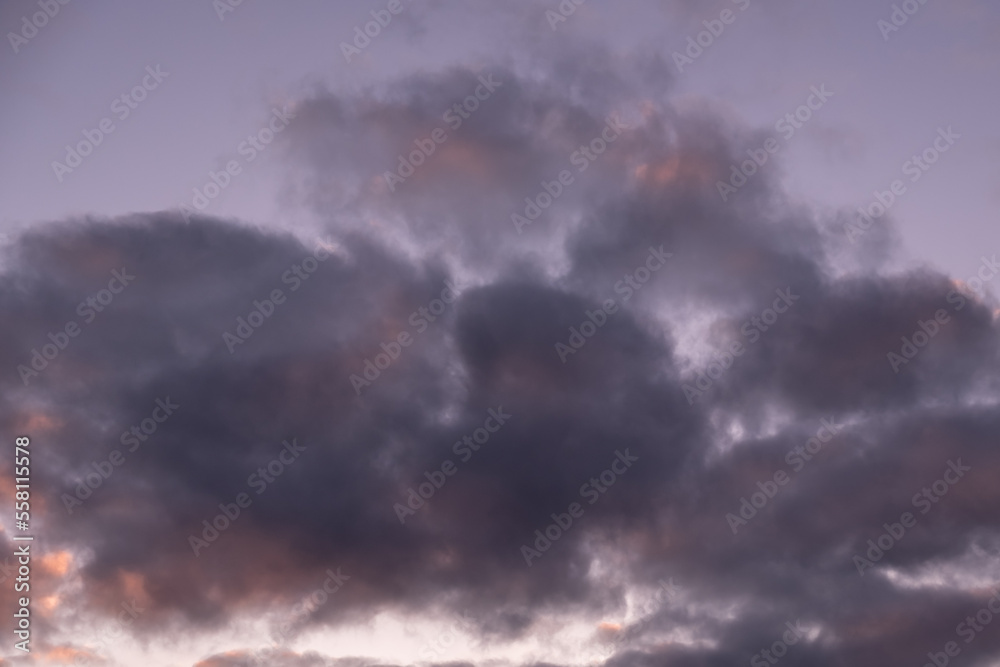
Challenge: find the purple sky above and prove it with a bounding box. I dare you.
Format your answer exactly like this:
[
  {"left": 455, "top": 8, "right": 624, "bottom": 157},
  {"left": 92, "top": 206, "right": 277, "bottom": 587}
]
[
  {"left": 1, "top": 1, "right": 999, "bottom": 666},
  {"left": 2, "top": 0, "right": 998, "bottom": 278}
]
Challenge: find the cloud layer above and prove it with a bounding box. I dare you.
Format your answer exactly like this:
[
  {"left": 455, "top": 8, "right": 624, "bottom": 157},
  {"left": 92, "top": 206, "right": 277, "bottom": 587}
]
[{"left": 3, "top": 55, "right": 1000, "bottom": 667}]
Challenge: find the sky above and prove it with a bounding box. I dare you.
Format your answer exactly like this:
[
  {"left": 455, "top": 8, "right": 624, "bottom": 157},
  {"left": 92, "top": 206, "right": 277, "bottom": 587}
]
[{"left": 0, "top": 1, "right": 999, "bottom": 666}]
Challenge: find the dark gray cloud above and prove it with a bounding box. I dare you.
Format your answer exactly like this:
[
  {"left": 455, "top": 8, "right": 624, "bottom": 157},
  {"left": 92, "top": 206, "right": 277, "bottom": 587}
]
[{"left": 3, "top": 55, "right": 999, "bottom": 667}]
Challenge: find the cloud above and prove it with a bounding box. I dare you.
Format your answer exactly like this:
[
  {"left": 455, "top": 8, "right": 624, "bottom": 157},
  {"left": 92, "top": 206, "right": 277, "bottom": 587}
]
[{"left": 3, "top": 55, "right": 999, "bottom": 667}]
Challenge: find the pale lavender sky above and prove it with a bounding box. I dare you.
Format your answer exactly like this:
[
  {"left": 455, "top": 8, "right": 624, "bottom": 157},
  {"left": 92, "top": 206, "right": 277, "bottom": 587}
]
[{"left": 1, "top": 0, "right": 998, "bottom": 278}]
